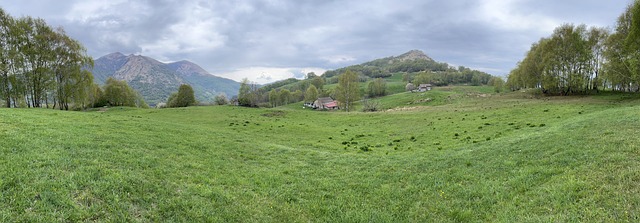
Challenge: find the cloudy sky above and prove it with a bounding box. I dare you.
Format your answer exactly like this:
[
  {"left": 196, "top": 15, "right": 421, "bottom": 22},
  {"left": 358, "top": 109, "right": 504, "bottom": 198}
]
[{"left": 1, "top": 0, "right": 630, "bottom": 84}]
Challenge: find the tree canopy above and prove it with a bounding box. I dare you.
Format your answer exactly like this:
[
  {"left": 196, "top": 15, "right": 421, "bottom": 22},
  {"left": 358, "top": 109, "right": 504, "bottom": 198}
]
[
  {"left": 335, "top": 70, "right": 361, "bottom": 112},
  {"left": 102, "top": 77, "right": 147, "bottom": 108},
  {"left": 0, "top": 9, "right": 95, "bottom": 109},
  {"left": 508, "top": 1, "right": 640, "bottom": 94},
  {"left": 167, "top": 84, "right": 197, "bottom": 108}
]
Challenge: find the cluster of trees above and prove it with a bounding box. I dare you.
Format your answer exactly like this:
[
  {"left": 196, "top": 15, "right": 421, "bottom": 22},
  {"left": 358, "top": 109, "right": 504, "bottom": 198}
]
[
  {"left": 96, "top": 77, "right": 148, "bottom": 108},
  {"left": 507, "top": 1, "right": 640, "bottom": 94},
  {"left": 166, "top": 84, "right": 197, "bottom": 108},
  {"left": 335, "top": 70, "right": 361, "bottom": 111},
  {"left": 366, "top": 78, "right": 387, "bottom": 97},
  {"left": 405, "top": 67, "right": 493, "bottom": 86},
  {"left": 488, "top": 77, "right": 506, "bottom": 93},
  {"left": 237, "top": 70, "right": 370, "bottom": 112},
  {"left": 0, "top": 9, "right": 151, "bottom": 110},
  {"left": 267, "top": 88, "right": 303, "bottom": 107},
  {"left": 238, "top": 74, "right": 328, "bottom": 107},
  {"left": 0, "top": 9, "right": 96, "bottom": 109}
]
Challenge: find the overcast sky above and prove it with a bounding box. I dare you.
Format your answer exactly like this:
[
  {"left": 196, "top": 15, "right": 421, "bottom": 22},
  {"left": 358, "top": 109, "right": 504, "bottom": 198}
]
[{"left": 1, "top": 0, "right": 631, "bottom": 84}]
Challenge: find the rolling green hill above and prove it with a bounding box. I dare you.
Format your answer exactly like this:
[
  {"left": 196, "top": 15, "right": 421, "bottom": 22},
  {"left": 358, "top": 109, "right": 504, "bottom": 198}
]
[
  {"left": 1, "top": 87, "right": 639, "bottom": 221},
  {"left": 258, "top": 50, "right": 495, "bottom": 98}
]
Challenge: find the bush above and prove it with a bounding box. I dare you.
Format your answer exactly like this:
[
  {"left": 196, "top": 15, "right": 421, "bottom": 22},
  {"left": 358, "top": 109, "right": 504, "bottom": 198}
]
[
  {"left": 214, "top": 94, "right": 228, "bottom": 105},
  {"left": 167, "top": 84, "right": 197, "bottom": 108},
  {"left": 100, "top": 77, "right": 147, "bottom": 108},
  {"left": 361, "top": 99, "right": 381, "bottom": 112}
]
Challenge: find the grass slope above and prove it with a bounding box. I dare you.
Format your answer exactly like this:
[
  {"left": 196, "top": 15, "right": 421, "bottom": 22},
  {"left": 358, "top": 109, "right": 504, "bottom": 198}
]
[{"left": 1, "top": 88, "right": 639, "bottom": 222}]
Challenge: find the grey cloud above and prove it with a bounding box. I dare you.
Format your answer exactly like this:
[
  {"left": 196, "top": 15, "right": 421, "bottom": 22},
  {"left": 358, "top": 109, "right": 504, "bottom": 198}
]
[{"left": 1, "top": 0, "right": 631, "bottom": 81}]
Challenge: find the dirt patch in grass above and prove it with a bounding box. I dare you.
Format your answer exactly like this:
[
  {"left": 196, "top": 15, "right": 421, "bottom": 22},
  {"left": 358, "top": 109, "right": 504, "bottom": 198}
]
[{"left": 262, "top": 110, "right": 287, "bottom": 117}]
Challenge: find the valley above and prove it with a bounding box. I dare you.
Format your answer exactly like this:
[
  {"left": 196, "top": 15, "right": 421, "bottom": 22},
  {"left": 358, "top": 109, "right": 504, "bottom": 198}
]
[{"left": 1, "top": 87, "right": 639, "bottom": 221}]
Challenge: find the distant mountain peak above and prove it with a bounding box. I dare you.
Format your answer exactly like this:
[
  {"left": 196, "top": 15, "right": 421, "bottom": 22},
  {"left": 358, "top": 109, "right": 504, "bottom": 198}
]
[
  {"left": 168, "top": 60, "right": 209, "bottom": 77},
  {"left": 396, "top": 50, "right": 433, "bottom": 62},
  {"left": 90, "top": 52, "right": 241, "bottom": 105},
  {"left": 103, "top": 52, "right": 126, "bottom": 60}
]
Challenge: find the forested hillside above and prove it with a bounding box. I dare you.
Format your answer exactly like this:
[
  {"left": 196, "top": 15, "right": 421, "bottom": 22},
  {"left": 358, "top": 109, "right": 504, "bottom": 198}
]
[
  {"left": 249, "top": 50, "right": 496, "bottom": 109},
  {"left": 322, "top": 50, "right": 492, "bottom": 84}
]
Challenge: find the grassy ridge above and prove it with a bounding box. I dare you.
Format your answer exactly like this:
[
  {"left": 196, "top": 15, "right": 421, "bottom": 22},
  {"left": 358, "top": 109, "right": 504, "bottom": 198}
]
[{"left": 1, "top": 89, "right": 639, "bottom": 222}]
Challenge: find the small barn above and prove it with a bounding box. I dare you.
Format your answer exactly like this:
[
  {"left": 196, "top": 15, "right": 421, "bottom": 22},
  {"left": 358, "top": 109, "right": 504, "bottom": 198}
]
[
  {"left": 417, "top": 84, "right": 432, "bottom": 92},
  {"left": 312, "top": 97, "right": 339, "bottom": 110}
]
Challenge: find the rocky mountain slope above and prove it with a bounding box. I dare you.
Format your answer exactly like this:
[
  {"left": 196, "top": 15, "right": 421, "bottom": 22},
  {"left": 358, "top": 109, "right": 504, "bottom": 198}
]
[{"left": 91, "top": 53, "right": 240, "bottom": 105}]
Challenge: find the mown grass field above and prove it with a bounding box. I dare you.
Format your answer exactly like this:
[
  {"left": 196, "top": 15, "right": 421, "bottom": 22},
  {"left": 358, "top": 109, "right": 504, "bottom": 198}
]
[{"left": 1, "top": 87, "right": 640, "bottom": 222}]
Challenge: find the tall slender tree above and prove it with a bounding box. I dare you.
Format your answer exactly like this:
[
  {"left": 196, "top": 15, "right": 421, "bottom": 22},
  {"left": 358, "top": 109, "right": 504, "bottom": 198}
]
[
  {"left": 304, "top": 85, "right": 318, "bottom": 102},
  {"left": 335, "top": 70, "right": 360, "bottom": 112},
  {"left": 0, "top": 8, "right": 13, "bottom": 107}
]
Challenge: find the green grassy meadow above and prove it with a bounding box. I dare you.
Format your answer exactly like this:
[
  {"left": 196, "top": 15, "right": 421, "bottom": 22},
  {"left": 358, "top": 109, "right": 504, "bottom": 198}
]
[{"left": 1, "top": 87, "right": 640, "bottom": 222}]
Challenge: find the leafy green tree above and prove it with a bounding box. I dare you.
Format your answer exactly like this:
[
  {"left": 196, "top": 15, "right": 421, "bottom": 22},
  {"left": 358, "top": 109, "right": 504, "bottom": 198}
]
[
  {"left": 366, "top": 78, "right": 387, "bottom": 97},
  {"left": 402, "top": 73, "right": 413, "bottom": 83},
  {"left": 102, "top": 77, "right": 145, "bottom": 107},
  {"left": 268, "top": 89, "right": 278, "bottom": 107},
  {"left": 237, "top": 78, "right": 258, "bottom": 106},
  {"left": 489, "top": 77, "right": 505, "bottom": 93},
  {"left": 412, "top": 72, "right": 431, "bottom": 86},
  {"left": 335, "top": 70, "right": 360, "bottom": 112},
  {"left": 0, "top": 8, "right": 12, "bottom": 108},
  {"left": 306, "top": 72, "right": 317, "bottom": 79},
  {"left": 587, "top": 27, "right": 609, "bottom": 91},
  {"left": 626, "top": 1, "right": 640, "bottom": 78},
  {"left": 292, "top": 89, "right": 303, "bottom": 102},
  {"left": 509, "top": 24, "right": 600, "bottom": 95},
  {"left": 279, "top": 89, "right": 291, "bottom": 105},
  {"left": 167, "top": 84, "right": 197, "bottom": 107},
  {"left": 604, "top": 6, "right": 634, "bottom": 91},
  {"left": 214, "top": 93, "right": 228, "bottom": 105},
  {"left": 310, "top": 76, "right": 325, "bottom": 90},
  {"left": 88, "top": 83, "right": 105, "bottom": 107},
  {"left": 0, "top": 10, "right": 94, "bottom": 109},
  {"left": 304, "top": 85, "right": 318, "bottom": 102}
]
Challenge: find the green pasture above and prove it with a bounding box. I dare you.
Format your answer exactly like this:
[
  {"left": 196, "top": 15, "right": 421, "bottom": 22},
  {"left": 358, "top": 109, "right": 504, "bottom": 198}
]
[{"left": 1, "top": 87, "right": 639, "bottom": 222}]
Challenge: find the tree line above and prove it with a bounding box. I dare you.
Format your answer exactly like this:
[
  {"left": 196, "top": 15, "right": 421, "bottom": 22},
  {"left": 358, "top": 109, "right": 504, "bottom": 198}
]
[
  {"left": 237, "top": 70, "right": 381, "bottom": 111},
  {"left": 404, "top": 66, "right": 493, "bottom": 87},
  {"left": 0, "top": 9, "right": 165, "bottom": 110},
  {"left": 0, "top": 9, "right": 96, "bottom": 109},
  {"left": 507, "top": 1, "right": 640, "bottom": 94}
]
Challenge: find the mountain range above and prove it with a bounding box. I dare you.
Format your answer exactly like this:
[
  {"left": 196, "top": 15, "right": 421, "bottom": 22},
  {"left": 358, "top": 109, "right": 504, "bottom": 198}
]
[{"left": 91, "top": 52, "right": 240, "bottom": 105}]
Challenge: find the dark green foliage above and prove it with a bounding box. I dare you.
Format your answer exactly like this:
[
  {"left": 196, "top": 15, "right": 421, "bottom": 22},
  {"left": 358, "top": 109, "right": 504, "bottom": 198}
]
[
  {"left": 366, "top": 78, "right": 387, "bottom": 97},
  {"left": 101, "top": 77, "right": 147, "bottom": 108},
  {"left": 304, "top": 85, "right": 319, "bottom": 103},
  {"left": 167, "top": 84, "right": 197, "bottom": 108}
]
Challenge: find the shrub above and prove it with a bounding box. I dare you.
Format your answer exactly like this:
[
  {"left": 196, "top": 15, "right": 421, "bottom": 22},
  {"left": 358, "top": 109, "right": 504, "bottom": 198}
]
[
  {"left": 361, "top": 99, "right": 381, "bottom": 112},
  {"left": 167, "top": 84, "right": 197, "bottom": 108}
]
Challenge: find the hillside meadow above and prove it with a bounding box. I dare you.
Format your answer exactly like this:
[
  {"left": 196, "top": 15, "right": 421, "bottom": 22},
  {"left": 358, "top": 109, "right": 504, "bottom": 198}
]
[{"left": 1, "top": 87, "right": 640, "bottom": 222}]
